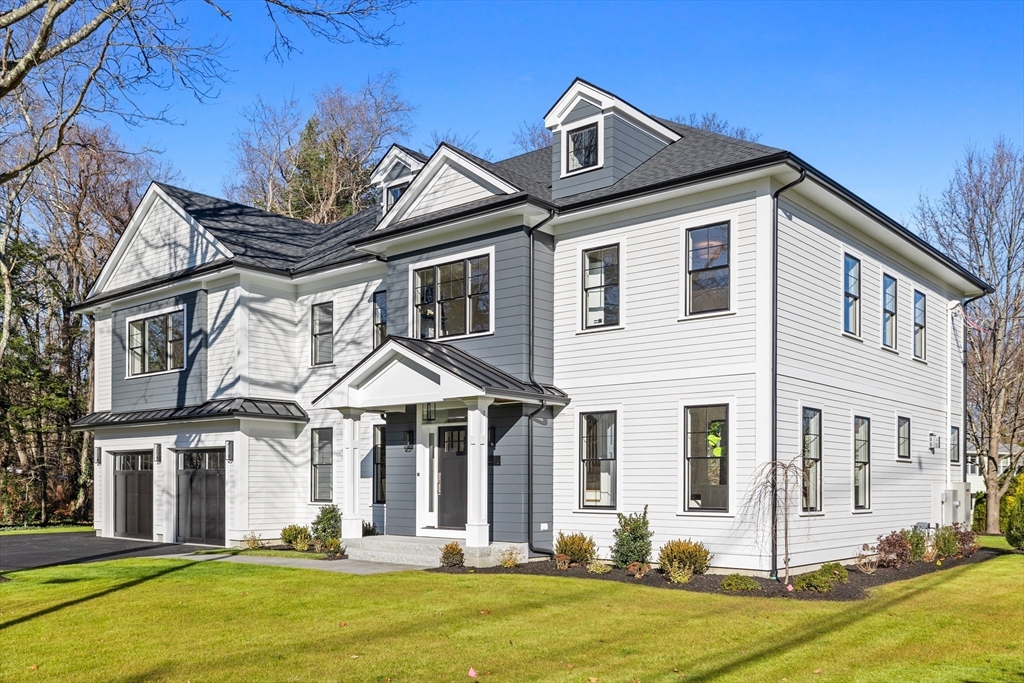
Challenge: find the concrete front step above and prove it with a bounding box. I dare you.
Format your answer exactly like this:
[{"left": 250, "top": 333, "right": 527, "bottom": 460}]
[{"left": 343, "top": 536, "right": 530, "bottom": 568}]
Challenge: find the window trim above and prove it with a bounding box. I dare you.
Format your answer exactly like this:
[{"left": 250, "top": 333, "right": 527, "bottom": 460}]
[
  {"left": 853, "top": 415, "right": 871, "bottom": 511},
  {"left": 373, "top": 424, "right": 386, "bottom": 505},
  {"left": 572, "top": 403, "right": 623, "bottom": 514},
  {"left": 881, "top": 273, "right": 898, "bottom": 350},
  {"left": 372, "top": 290, "right": 388, "bottom": 349},
  {"left": 384, "top": 181, "right": 409, "bottom": 213},
  {"left": 897, "top": 415, "right": 912, "bottom": 460},
  {"left": 678, "top": 213, "right": 739, "bottom": 320},
  {"left": 560, "top": 114, "right": 605, "bottom": 179},
  {"left": 406, "top": 246, "right": 496, "bottom": 342},
  {"left": 950, "top": 425, "right": 960, "bottom": 464},
  {"left": 913, "top": 289, "right": 927, "bottom": 360},
  {"left": 842, "top": 253, "right": 862, "bottom": 338},
  {"left": 310, "top": 427, "right": 334, "bottom": 503},
  {"left": 310, "top": 301, "right": 334, "bottom": 366},
  {"left": 801, "top": 406, "right": 823, "bottom": 514},
  {"left": 578, "top": 410, "right": 618, "bottom": 510},
  {"left": 679, "top": 398, "right": 734, "bottom": 515},
  {"left": 581, "top": 243, "right": 621, "bottom": 331},
  {"left": 124, "top": 303, "right": 188, "bottom": 379}
]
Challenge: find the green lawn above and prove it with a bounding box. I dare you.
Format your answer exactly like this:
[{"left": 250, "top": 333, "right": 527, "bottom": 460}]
[
  {"left": 0, "top": 541, "right": 1020, "bottom": 682},
  {"left": 192, "top": 548, "right": 329, "bottom": 560},
  {"left": 0, "top": 525, "right": 93, "bottom": 536}
]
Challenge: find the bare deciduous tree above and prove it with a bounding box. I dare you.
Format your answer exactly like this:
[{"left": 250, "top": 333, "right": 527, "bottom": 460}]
[
  {"left": 672, "top": 112, "right": 761, "bottom": 143},
  {"left": 744, "top": 458, "right": 802, "bottom": 585},
  {"left": 225, "top": 95, "right": 303, "bottom": 214},
  {"left": 915, "top": 138, "right": 1024, "bottom": 533},
  {"left": 428, "top": 128, "right": 492, "bottom": 161},
  {"left": 510, "top": 120, "right": 552, "bottom": 155}
]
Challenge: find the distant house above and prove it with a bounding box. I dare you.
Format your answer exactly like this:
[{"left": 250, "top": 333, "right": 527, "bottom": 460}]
[
  {"left": 966, "top": 444, "right": 1020, "bottom": 494},
  {"left": 73, "top": 79, "right": 989, "bottom": 573}
]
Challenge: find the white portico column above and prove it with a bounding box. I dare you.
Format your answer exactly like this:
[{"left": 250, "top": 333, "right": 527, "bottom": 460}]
[
  {"left": 464, "top": 397, "right": 494, "bottom": 548},
  {"left": 339, "top": 409, "right": 364, "bottom": 540}
]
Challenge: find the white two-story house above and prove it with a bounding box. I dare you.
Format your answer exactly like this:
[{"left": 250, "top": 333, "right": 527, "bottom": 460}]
[{"left": 73, "top": 79, "right": 988, "bottom": 573}]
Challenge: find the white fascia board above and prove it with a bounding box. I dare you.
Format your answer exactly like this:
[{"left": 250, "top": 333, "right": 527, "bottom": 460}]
[
  {"left": 543, "top": 80, "right": 681, "bottom": 143},
  {"left": 370, "top": 145, "right": 425, "bottom": 185},
  {"left": 373, "top": 145, "right": 521, "bottom": 233}
]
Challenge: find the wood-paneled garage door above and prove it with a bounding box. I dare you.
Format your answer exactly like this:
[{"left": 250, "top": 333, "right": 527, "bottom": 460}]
[
  {"left": 176, "top": 449, "right": 225, "bottom": 545},
  {"left": 114, "top": 451, "right": 153, "bottom": 540}
]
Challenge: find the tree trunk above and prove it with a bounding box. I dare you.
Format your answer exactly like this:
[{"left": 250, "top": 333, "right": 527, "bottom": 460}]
[
  {"left": 986, "top": 405, "right": 1004, "bottom": 534},
  {"left": 36, "top": 429, "right": 47, "bottom": 526}
]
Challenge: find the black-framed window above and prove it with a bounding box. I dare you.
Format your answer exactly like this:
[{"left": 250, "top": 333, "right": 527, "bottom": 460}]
[
  {"left": 882, "top": 274, "right": 897, "bottom": 349},
  {"left": 566, "top": 123, "right": 599, "bottom": 173},
  {"left": 311, "top": 428, "right": 333, "bottom": 502},
  {"left": 373, "top": 425, "right": 386, "bottom": 504},
  {"left": 413, "top": 255, "right": 489, "bottom": 339},
  {"left": 897, "top": 416, "right": 911, "bottom": 459},
  {"left": 685, "top": 404, "right": 729, "bottom": 511},
  {"left": 178, "top": 449, "right": 225, "bottom": 470},
  {"left": 950, "top": 426, "right": 960, "bottom": 464},
  {"left": 115, "top": 451, "right": 154, "bottom": 471},
  {"left": 386, "top": 183, "right": 408, "bottom": 211},
  {"left": 128, "top": 310, "right": 185, "bottom": 376},
  {"left": 844, "top": 254, "right": 861, "bottom": 336},
  {"left": 311, "top": 302, "right": 333, "bottom": 365},
  {"left": 580, "top": 411, "right": 616, "bottom": 508},
  {"left": 914, "top": 290, "right": 926, "bottom": 359},
  {"left": 582, "top": 245, "right": 619, "bottom": 328},
  {"left": 854, "top": 416, "right": 870, "bottom": 509},
  {"left": 687, "top": 222, "right": 730, "bottom": 314},
  {"left": 802, "top": 408, "right": 822, "bottom": 513},
  {"left": 372, "top": 291, "right": 388, "bottom": 348}
]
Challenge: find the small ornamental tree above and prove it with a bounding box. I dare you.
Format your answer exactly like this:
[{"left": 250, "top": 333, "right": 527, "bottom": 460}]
[{"left": 311, "top": 505, "right": 342, "bottom": 549}]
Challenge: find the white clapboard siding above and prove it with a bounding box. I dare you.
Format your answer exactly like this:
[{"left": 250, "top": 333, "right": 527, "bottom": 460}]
[
  {"left": 247, "top": 283, "right": 297, "bottom": 400},
  {"left": 206, "top": 284, "right": 236, "bottom": 399},
  {"left": 94, "top": 312, "right": 112, "bottom": 411},
  {"left": 106, "top": 197, "right": 229, "bottom": 292},
  {"left": 405, "top": 164, "right": 496, "bottom": 219},
  {"left": 246, "top": 422, "right": 303, "bottom": 533}
]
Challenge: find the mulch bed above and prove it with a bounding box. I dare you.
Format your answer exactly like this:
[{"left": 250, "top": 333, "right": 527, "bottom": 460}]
[{"left": 429, "top": 548, "right": 1006, "bottom": 601}]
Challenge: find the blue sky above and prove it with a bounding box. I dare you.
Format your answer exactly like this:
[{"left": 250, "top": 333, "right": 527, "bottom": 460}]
[{"left": 112, "top": 0, "right": 1024, "bottom": 226}]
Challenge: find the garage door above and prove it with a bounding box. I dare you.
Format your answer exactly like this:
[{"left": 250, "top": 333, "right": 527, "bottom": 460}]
[
  {"left": 114, "top": 452, "right": 153, "bottom": 540},
  {"left": 176, "top": 449, "right": 225, "bottom": 545}
]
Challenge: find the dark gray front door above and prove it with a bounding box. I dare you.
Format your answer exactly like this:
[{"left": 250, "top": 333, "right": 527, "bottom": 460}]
[
  {"left": 114, "top": 452, "right": 153, "bottom": 540},
  {"left": 177, "top": 449, "right": 225, "bottom": 545},
  {"left": 438, "top": 427, "right": 467, "bottom": 529}
]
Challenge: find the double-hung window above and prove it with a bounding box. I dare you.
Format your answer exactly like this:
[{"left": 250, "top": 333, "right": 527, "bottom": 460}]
[
  {"left": 582, "top": 245, "right": 619, "bottom": 328},
  {"left": 372, "top": 291, "right": 388, "bottom": 348},
  {"left": 385, "top": 183, "right": 407, "bottom": 212},
  {"left": 914, "top": 291, "right": 927, "bottom": 359},
  {"left": 844, "top": 254, "right": 861, "bottom": 336},
  {"left": 801, "top": 408, "right": 822, "bottom": 513},
  {"left": 311, "top": 302, "right": 333, "bottom": 365},
  {"left": 897, "top": 417, "right": 911, "bottom": 459},
  {"left": 882, "top": 274, "right": 898, "bottom": 349},
  {"left": 128, "top": 310, "right": 185, "bottom": 376},
  {"left": 373, "top": 425, "right": 386, "bottom": 504},
  {"left": 566, "top": 123, "right": 599, "bottom": 173},
  {"left": 311, "top": 428, "right": 333, "bottom": 502},
  {"left": 950, "top": 426, "right": 960, "bottom": 464},
  {"left": 686, "top": 222, "right": 730, "bottom": 314},
  {"left": 413, "top": 255, "right": 490, "bottom": 339},
  {"left": 685, "top": 404, "right": 729, "bottom": 511},
  {"left": 854, "top": 416, "right": 870, "bottom": 509},
  {"left": 580, "top": 411, "right": 616, "bottom": 508}
]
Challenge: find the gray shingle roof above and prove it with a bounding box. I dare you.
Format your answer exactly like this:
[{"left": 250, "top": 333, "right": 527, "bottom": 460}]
[{"left": 72, "top": 397, "right": 309, "bottom": 430}]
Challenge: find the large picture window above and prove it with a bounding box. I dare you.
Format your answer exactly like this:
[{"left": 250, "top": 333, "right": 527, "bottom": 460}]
[
  {"left": 580, "top": 411, "right": 616, "bottom": 508},
  {"left": 854, "top": 416, "right": 870, "bottom": 509},
  {"left": 372, "top": 291, "right": 388, "bottom": 348},
  {"left": 311, "top": 302, "right": 333, "bottom": 365},
  {"left": 685, "top": 404, "right": 729, "bottom": 511},
  {"left": 311, "top": 428, "right": 333, "bottom": 502},
  {"left": 582, "top": 245, "right": 619, "bottom": 328},
  {"left": 802, "top": 408, "right": 822, "bottom": 513},
  {"left": 566, "top": 123, "right": 599, "bottom": 173},
  {"left": 687, "top": 223, "right": 730, "bottom": 314},
  {"left": 128, "top": 310, "right": 185, "bottom": 376},
  {"left": 882, "top": 274, "right": 898, "bottom": 349},
  {"left": 413, "top": 255, "right": 490, "bottom": 339},
  {"left": 844, "top": 254, "right": 861, "bottom": 336},
  {"left": 914, "top": 291, "right": 927, "bottom": 359},
  {"left": 373, "top": 425, "right": 386, "bottom": 504},
  {"left": 897, "top": 416, "right": 911, "bottom": 459}
]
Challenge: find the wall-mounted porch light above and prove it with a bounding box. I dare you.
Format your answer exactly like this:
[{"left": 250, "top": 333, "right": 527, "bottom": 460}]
[
  {"left": 404, "top": 430, "right": 415, "bottom": 452},
  {"left": 226, "top": 440, "right": 234, "bottom": 463},
  {"left": 94, "top": 447, "right": 101, "bottom": 465},
  {"left": 153, "top": 444, "right": 161, "bottom": 464}
]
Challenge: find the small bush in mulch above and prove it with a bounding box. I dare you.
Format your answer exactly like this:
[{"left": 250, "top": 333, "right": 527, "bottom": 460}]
[
  {"left": 721, "top": 574, "right": 762, "bottom": 592},
  {"left": 440, "top": 541, "right": 464, "bottom": 568},
  {"left": 554, "top": 532, "right": 597, "bottom": 565},
  {"left": 611, "top": 506, "right": 653, "bottom": 568},
  {"left": 658, "top": 539, "right": 712, "bottom": 575},
  {"left": 793, "top": 562, "right": 848, "bottom": 593},
  {"left": 877, "top": 530, "right": 912, "bottom": 569}
]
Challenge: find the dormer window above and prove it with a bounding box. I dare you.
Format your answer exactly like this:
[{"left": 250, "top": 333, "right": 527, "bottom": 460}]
[
  {"left": 566, "top": 122, "right": 599, "bottom": 173},
  {"left": 385, "top": 183, "right": 408, "bottom": 212}
]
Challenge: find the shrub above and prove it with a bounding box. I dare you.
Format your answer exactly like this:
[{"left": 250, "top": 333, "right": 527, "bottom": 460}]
[
  {"left": 311, "top": 505, "right": 342, "bottom": 547},
  {"left": 554, "top": 553, "right": 571, "bottom": 570},
  {"left": 901, "top": 527, "right": 927, "bottom": 563},
  {"left": 877, "top": 530, "right": 912, "bottom": 569},
  {"left": 626, "top": 561, "right": 650, "bottom": 579},
  {"left": 611, "top": 505, "right": 653, "bottom": 568},
  {"left": 663, "top": 561, "right": 693, "bottom": 585},
  {"left": 934, "top": 525, "right": 958, "bottom": 559},
  {"left": 953, "top": 523, "right": 979, "bottom": 558},
  {"left": 439, "top": 541, "right": 464, "bottom": 567},
  {"left": 586, "top": 561, "right": 611, "bottom": 574},
  {"left": 855, "top": 543, "right": 878, "bottom": 574},
  {"left": 322, "top": 538, "right": 342, "bottom": 556},
  {"left": 280, "top": 524, "right": 307, "bottom": 547},
  {"left": 554, "top": 532, "right": 597, "bottom": 565},
  {"left": 793, "top": 562, "right": 848, "bottom": 593},
  {"left": 1006, "top": 495, "right": 1024, "bottom": 551},
  {"left": 495, "top": 547, "right": 522, "bottom": 568},
  {"left": 243, "top": 531, "right": 265, "bottom": 550},
  {"left": 362, "top": 521, "right": 378, "bottom": 537},
  {"left": 721, "top": 574, "right": 762, "bottom": 592},
  {"left": 972, "top": 494, "right": 987, "bottom": 533},
  {"left": 658, "top": 539, "right": 712, "bottom": 575},
  {"left": 292, "top": 528, "right": 311, "bottom": 552}
]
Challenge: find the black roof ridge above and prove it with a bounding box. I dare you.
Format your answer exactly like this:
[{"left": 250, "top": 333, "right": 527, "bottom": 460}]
[{"left": 153, "top": 181, "right": 322, "bottom": 230}]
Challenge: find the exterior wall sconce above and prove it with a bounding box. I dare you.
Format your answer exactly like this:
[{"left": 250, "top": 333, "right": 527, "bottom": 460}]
[
  {"left": 226, "top": 440, "right": 234, "bottom": 463},
  {"left": 94, "top": 447, "right": 101, "bottom": 465},
  {"left": 153, "top": 444, "right": 161, "bottom": 464},
  {"left": 423, "top": 403, "right": 436, "bottom": 423},
  {"left": 404, "top": 431, "right": 415, "bottom": 451},
  {"left": 929, "top": 434, "right": 940, "bottom": 451}
]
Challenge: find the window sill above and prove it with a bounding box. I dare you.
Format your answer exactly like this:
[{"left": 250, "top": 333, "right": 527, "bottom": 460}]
[
  {"left": 125, "top": 367, "right": 186, "bottom": 380},
  {"left": 841, "top": 332, "right": 863, "bottom": 343},
  {"left": 896, "top": 457, "right": 913, "bottom": 463},
  {"left": 420, "top": 330, "right": 495, "bottom": 343},
  {"left": 851, "top": 509, "right": 873, "bottom": 515},
  {"left": 676, "top": 510, "right": 734, "bottom": 518},
  {"left": 880, "top": 345, "right": 899, "bottom": 355},
  {"left": 573, "top": 508, "right": 619, "bottom": 515},
  {"left": 560, "top": 164, "right": 603, "bottom": 180},
  {"left": 576, "top": 325, "right": 625, "bottom": 336},
  {"left": 308, "top": 501, "right": 333, "bottom": 506},
  {"left": 310, "top": 362, "right": 335, "bottom": 368},
  {"left": 799, "top": 511, "right": 825, "bottom": 518},
  {"left": 678, "top": 310, "right": 736, "bottom": 322},
  {"left": 912, "top": 356, "right": 928, "bottom": 365}
]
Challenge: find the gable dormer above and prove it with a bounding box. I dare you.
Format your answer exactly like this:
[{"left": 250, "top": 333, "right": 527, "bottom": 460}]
[
  {"left": 544, "top": 79, "right": 681, "bottom": 200},
  {"left": 371, "top": 144, "right": 427, "bottom": 216}
]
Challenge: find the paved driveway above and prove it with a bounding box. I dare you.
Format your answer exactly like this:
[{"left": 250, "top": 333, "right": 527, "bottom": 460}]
[{"left": 0, "top": 532, "right": 206, "bottom": 571}]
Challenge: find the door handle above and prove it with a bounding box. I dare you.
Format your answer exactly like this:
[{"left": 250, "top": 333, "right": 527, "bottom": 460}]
[{"left": 437, "top": 474, "right": 441, "bottom": 495}]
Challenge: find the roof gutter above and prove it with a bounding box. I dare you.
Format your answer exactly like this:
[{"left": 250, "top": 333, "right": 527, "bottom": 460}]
[{"left": 770, "top": 168, "right": 807, "bottom": 581}]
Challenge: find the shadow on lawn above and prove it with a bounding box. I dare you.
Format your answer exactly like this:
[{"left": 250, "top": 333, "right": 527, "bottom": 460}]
[
  {"left": 0, "top": 560, "right": 199, "bottom": 632},
  {"left": 685, "top": 562, "right": 977, "bottom": 682}
]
